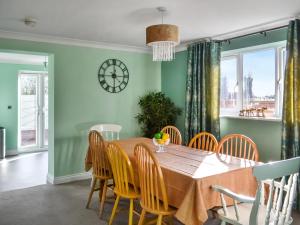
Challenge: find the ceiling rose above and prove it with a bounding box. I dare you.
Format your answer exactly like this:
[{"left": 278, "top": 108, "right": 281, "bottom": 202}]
[
  {"left": 146, "top": 7, "right": 180, "bottom": 61},
  {"left": 23, "top": 17, "right": 37, "bottom": 27}
]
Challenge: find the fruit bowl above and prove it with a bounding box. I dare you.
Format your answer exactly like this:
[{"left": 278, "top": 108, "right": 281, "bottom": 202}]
[{"left": 152, "top": 136, "right": 170, "bottom": 153}]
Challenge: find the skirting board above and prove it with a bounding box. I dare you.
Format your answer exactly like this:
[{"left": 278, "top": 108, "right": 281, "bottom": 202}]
[
  {"left": 6, "top": 149, "right": 18, "bottom": 156},
  {"left": 5, "top": 149, "right": 48, "bottom": 157},
  {"left": 47, "top": 172, "right": 92, "bottom": 185}
]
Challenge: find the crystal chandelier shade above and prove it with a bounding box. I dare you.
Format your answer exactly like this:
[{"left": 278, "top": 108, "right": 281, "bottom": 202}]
[{"left": 149, "top": 41, "right": 176, "bottom": 61}]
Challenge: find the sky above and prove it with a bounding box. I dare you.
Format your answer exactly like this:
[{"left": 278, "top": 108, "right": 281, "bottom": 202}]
[{"left": 221, "top": 48, "right": 280, "bottom": 97}]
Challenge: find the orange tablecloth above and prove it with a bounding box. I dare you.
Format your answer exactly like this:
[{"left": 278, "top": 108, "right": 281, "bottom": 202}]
[{"left": 85, "top": 137, "right": 258, "bottom": 225}]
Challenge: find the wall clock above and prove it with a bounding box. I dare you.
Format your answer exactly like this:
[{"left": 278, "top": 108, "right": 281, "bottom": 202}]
[{"left": 98, "top": 59, "right": 129, "bottom": 93}]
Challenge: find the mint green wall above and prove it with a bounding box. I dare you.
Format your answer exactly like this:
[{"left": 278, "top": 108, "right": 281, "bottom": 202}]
[
  {"left": 161, "top": 28, "right": 287, "bottom": 162},
  {"left": 0, "top": 26, "right": 286, "bottom": 177},
  {"left": 0, "top": 38, "right": 161, "bottom": 177},
  {"left": 161, "top": 51, "right": 188, "bottom": 133},
  {"left": 220, "top": 118, "right": 281, "bottom": 161},
  {"left": 0, "top": 63, "right": 44, "bottom": 151}
]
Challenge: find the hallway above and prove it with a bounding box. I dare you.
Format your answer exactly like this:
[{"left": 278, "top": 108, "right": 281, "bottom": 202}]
[{"left": 0, "top": 152, "right": 48, "bottom": 192}]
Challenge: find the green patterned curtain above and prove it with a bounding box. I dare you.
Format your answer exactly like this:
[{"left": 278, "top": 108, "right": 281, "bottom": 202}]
[
  {"left": 281, "top": 19, "right": 300, "bottom": 159},
  {"left": 281, "top": 19, "right": 300, "bottom": 209},
  {"left": 184, "top": 41, "right": 221, "bottom": 144}
]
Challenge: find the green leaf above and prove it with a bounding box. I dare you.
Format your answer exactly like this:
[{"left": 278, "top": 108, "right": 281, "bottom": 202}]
[{"left": 136, "top": 91, "right": 182, "bottom": 137}]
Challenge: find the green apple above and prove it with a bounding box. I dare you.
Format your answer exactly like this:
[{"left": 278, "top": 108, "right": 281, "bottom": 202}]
[{"left": 154, "top": 133, "right": 162, "bottom": 139}]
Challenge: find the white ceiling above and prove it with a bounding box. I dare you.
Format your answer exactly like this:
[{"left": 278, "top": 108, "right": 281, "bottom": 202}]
[{"left": 0, "top": 0, "right": 299, "bottom": 48}]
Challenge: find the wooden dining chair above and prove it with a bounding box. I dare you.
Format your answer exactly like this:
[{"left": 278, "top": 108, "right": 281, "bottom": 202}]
[
  {"left": 188, "top": 131, "right": 218, "bottom": 152},
  {"left": 134, "top": 143, "right": 176, "bottom": 225},
  {"left": 212, "top": 157, "right": 300, "bottom": 225},
  {"left": 86, "top": 130, "right": 113, "bottom": 217},
  {"left": 161, "top": 125, "right": 182, "bottom": 145},
  {"left": 216, "top": 134, "right": 259, "bottom": 161},
  {"left": 106, "top": 142, "right": 140, "bottom": 225}
]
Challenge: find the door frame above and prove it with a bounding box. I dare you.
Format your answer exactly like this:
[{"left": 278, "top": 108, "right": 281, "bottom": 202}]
[
  {"left": 0, "top": 49, "right": 54, "bottom": 182},
  {"left": 18, "top": 70, "right": 48, "bottom": 152}
]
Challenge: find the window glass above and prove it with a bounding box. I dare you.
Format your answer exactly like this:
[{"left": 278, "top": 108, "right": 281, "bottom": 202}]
[
  {"left": 243, "top": 49, "right": 276, "bottom": 117},
  {"left": 220, "top": 43, "right": 286, "bottom": 118},
  {"left": 220, "top": 57, "right": 238, "bottom": 115}
]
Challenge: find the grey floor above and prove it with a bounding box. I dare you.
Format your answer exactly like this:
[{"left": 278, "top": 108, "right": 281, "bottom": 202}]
[
  {"left": 0, "top": 153, "right": 299, "bottom": 225},
  {"left": 0, "top": 180, "right": 222, "bottom": 225},
  {"left": 0, "top": 152, "right": 48, "bottom": 192},
  {"left": 0, "top": 180, "right": 299, "bottom": 225}
]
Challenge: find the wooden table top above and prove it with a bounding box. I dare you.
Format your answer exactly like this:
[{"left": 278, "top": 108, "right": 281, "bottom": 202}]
[{"left": 114, "top": 137, "right": 259, "bottom": 179}]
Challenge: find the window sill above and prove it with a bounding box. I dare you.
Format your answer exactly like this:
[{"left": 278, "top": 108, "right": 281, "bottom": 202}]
[{"left": 220, "top": 115, "right": 282, "bottom": 122}]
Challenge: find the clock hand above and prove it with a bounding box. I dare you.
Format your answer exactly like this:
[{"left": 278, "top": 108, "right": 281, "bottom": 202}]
[{"left": 113, "top": 78, "right": 116, "bottom": 88}]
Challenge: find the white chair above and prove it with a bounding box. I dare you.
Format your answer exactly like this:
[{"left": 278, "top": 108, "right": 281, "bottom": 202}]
[
  {"left": 90, "top": 124, "right": 122, "bottom": 141},
  {"left": 212, "top": 157, "right": 300, "bottom": 225}
]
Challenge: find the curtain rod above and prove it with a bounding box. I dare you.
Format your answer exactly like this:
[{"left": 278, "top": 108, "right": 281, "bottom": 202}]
[
  {"left": 184, "top": 24, "right": 288, "bottom": 47},
  {"left": 218, "top": 25, "right": 288, "bottom": 43},
  {"left": 183, "top": 24, "right": 288, "bottom": 47},
  {"left": 179, "top": 16, "right": 299, "bottom": 49}
]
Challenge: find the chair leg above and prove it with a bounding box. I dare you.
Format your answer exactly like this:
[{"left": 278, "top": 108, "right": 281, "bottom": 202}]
[
  {"left": 108, "top": 195, "right": 120, "bottom": 225},
  {"left": 90, "top": 176, "right": 94, "bottom": 187},
  {"left": 98, "top": 179, "right": 105, "bottom": 203},
  {"left": 157, "top": 215, "right": 163, "bottom": 225},
  {"left": 99, "top": 179, "right": 108, "bottom": 217},
  {"left": 128, "top": 199, "right": 134, "bottom": 225},
  {"left": 86, "top": 177, "right": 97, "bottom": 209},
  {"left": 138, "top": 209, "right": 146, "bottom": 225}
]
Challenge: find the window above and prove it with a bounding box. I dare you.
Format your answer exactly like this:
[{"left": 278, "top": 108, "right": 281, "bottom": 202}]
[
  {"left": 220, "top": 57, "right": 239, "bottom": 114},
  {"left": 220, "top": 42, "right": 286, "bottom": 118}
]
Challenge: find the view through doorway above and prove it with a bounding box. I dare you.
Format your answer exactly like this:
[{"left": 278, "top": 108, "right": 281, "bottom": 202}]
[
  {"left": 18, "top": 72, "right": 48, "bottom": 151},
  {"left": 0, "top": 51, "right": 51, "bottom": 192}
]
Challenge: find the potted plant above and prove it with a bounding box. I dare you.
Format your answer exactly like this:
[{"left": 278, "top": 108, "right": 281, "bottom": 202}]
[{"left": 136, "top": 91, "right": 182, "bottom": 137}]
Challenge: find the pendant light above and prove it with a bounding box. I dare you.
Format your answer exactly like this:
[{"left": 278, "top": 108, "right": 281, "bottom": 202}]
[{"left": 146, "top": 7, "right": 179, "bottom": 61}]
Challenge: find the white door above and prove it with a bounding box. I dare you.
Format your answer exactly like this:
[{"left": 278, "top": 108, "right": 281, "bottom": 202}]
[{"left": 18, "top": 72, "right": 48, "bottom": 151}]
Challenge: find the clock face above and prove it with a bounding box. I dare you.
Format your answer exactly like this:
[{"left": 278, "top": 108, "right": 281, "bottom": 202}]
[{"left": 98, "top": 59, "right": 129, "bottom": 93}]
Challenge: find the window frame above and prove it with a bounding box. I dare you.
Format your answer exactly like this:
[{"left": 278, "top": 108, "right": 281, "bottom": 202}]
[{"left": 220, "top": 41, "right": 286, "bottom": 120}]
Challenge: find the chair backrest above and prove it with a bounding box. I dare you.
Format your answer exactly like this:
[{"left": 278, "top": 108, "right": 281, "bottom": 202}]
[
  {"left": 216, "top": 134, "right": 259, "bottom": 161},
  {"left": 134, "top": 143, "right": 169, "bottom": 212},
  {"left": 161, "top": 125, "right": 182, "bottom": 145},
  {"left": 188, "top": 131, "right": 218, "bottom": 152},
  {"left": 106, "top": 142, "right": 138, "bottom": 195},
  {"left": 88, "top": 130, "right": 112, "bottom": 179},
  {"left": 90, "top": 124, "right": 122, "bottom": 141},
  {"left": 249, "top": 157, "right": 300, "bottom": 225}
]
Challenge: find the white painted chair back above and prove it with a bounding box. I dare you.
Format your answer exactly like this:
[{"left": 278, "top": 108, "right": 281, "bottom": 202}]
[
  {"left": 90, "top": 124, "right": 122, "bottom": 141},
  {"left": 250, "top": 157, "right": 300, "bottom": 225},
  {"left": 213, "top": 157, "right": 300, "bottom": 225}
]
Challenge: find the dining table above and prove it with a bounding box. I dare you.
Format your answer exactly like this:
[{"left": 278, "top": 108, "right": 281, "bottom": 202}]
[{"left": 85, "top": 137, "right": 259, "bottom": 225}]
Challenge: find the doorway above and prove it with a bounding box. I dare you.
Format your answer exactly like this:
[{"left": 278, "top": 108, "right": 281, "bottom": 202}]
[
  {"left": 0, "top": 51, "right": 52, "bottom": 192},
  {"left": 18, "top": 72, "right": 48, "bottom": 151}
]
